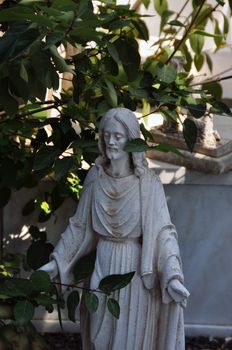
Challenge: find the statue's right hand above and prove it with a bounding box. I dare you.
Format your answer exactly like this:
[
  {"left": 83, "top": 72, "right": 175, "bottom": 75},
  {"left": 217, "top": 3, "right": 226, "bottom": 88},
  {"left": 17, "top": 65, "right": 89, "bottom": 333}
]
[{"left": 38, "top": 260, "right": 58, "bottom": 280}]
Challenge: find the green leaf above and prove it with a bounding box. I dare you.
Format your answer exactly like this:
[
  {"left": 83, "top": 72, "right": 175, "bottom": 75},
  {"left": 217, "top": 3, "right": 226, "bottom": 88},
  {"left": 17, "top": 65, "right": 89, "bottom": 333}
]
[
  {"left": 0, "top": 187, "right": 11, "bottom": 208},
  {"left": 107, "top": 298, "right": 120, "bottom": 319},
  {"left": 161, "top": 109, "right": 179, "bottom": 123},
  {"left": 114, "top": 38, "right": 140, "bottom": 81},
  {"left": 14, "top": 301, "right": 35, "bottom": 326},
  {"left": 215, "top": 0, "right": 225, "bottom": 5},
  {"left": 229, "top": 0, "right": 232, "bottom": 11},
  {"left": 189, "top": 33, "right": 204, "bottom": 55},
  {"left": 154, "top": 0, "right": 168, "bottom": 15},
  {"left": 107, "top": 42, "right": 120, "bottom": 64},
  {"left": 212, "top": 101, "right": 231, "bottom": 115},
  {"left": 192, "top": 30, "right": 223, "bottom": 38},
  {"left": 222, "top": 13, "right": 229, "bottom": 35},
  {"left": 155, "top": 63, "right": 177, "bottom": 84},
  {"left": 140, "top": 123, "right": 153, "bottom": 141},
  {"left": 183, "top": 118, "right": 198, "bottom": 152},
  {"left": 101, "top": 57, "right": 119, "bottom": 76},
  {"left": 73, "top": 250, "right": 96, "bottom": 282},
  {"left": 188, "top": 101, "right": 206, "bottom": 118},
  {"left": 160, "top": 10, "right": 174, "bottom": 31},
  {"left": 35, "top": 295, "right": 57, "bottom": 306},
  {"left": 142, "top": 0, "right": 150, "bottom": 8},
  {"left": 84, "top": 293, "right": 99, "bottom": 313},
  {"left": 1, "top": 278, "right": 33, "bottom": 297},
  {"left": 124, "top": 139, "right": 148, "bottom": 152},
  {"left": 34, "top": 146, "right": 61, "bottom": 170},
  {"left": 30, "top": 270, "right": 51, "bottom": 292},
  {"left": 44, "top": 32, "right": 65, "bottom": 50},
  {"left": 0, "top": 79, "right": 18, "bottom": 116},
  {"left": 67, "top": 290, "right": 80, "bottom": 322},
  {"left": 214, "top": 19, "right": 223, "bottom": 49},
  {"left": 205, "top": 53, "right": 213, "bottom": 72},
  {"left": 203, "top": 82, "right": 222, "bottom": 100},
  {"left": 22, "top": 199, "right": 36, "bottom": 216},
  {"left": 194, "top": 53, "right": 204, "bottom": 71},
  {"left": 19, "top": 62, "right": 28, "bottom": 82},
  {"left": 54, "top": 157, "right": 75, "bottom": 180},
  {"left": 168, "top": 20, "right": 185, "bottom": 27},
  {"left": 98, "top": 272, "right": 135, "bottom": 293},
  {"left": 131, "top": 19, "right": 149, "bottom": 41},
  {"left": 152, "top": 143, "right": 183, "bottom": 156},
  {"left": 49, "top": 45, "right": 75, "bottom": 74},
  {"left": 27, "top": 241, "right": 54, "bottom": 270},
  {"left": 0, "top": 7, "right": 54, "bottom": 27},
  {"left": 103, "top": 79, "right": 118, "bottom": 107}
]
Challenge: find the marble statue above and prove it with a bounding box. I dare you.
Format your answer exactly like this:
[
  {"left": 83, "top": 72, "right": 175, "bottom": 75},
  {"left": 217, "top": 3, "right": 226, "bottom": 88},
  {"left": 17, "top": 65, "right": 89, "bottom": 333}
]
[{"left": 41, "top": 108, "right": 189, "bottom": 350}]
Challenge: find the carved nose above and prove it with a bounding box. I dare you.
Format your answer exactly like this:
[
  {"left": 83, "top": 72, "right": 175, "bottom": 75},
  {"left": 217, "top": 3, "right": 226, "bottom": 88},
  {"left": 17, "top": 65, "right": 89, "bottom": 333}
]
[{"left": 109, "top": 135, "right": 115, "bottom": 145}]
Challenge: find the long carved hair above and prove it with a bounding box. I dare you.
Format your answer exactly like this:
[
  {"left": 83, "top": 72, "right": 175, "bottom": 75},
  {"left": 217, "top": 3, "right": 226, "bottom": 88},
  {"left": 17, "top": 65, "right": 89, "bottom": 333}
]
[{"left": 96, "top": 108, "right": 148, "bottom": 177}]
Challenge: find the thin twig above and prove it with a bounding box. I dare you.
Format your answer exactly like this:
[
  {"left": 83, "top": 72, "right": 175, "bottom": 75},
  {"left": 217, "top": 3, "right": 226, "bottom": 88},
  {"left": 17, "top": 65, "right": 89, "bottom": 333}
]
[
  {"left": 190, "top": 74, "right": 232, "bottom": 87},
  {"left": 166, "top": 0, "right": 206, "bottom": 64},
  {"left": 52, "top": 281, "right": 107, "bottom": 294}
]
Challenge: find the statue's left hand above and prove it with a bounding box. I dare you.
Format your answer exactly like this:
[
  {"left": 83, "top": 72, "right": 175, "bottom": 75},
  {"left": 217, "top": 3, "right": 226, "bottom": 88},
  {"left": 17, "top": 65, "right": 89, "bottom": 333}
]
[{"left": 167, "top": 279, "right": 190, "bottom": 308}]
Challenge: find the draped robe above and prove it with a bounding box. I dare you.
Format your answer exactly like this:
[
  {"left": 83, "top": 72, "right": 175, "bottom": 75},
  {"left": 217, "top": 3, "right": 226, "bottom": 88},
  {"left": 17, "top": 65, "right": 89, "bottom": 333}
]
[{"left": 51, "top": 165, "right": 185, "bottom": 350}]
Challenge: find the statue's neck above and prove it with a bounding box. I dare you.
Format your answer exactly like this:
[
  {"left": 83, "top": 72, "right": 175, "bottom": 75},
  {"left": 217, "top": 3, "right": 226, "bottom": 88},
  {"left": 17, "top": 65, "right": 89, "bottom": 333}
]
[{"left": 106, "top": 155, "right": 133, "bottom": 178}]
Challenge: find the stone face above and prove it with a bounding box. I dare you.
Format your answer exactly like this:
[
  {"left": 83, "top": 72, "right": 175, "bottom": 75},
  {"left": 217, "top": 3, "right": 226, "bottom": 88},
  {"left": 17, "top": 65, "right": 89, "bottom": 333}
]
[{"left": 40, "top": 108, "right": 189, "bottom": 350}]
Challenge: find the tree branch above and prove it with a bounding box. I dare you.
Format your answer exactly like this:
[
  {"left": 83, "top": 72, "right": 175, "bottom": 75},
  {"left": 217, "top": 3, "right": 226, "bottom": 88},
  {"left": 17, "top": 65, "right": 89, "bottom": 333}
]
[{"left": 166, "top": 0, "right": 206, "bottom": 64}]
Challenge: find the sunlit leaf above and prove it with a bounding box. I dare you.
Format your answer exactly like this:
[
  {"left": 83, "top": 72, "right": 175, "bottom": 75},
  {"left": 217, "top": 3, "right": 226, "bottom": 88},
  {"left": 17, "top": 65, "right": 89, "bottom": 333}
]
[
  {"left": 154, "top": 0, "right": 168, "bottom": 15},
  {"left": 205, "top": 53, "right": 213, "bottom": 72},
  {"left": 194, "top": 53, "right": 204, "bottom": 71},
  {"left": 155, "top": 63, "right": 177, "bottom": 84},
  {"left": 168, "top": 20, "right": 185, "bottom": 27},
  {"left": 192, "top": 30, "right": 223, "bottom": 38},
  {"left": 189, "top": 33, "right": 204, "bottom": 55}
]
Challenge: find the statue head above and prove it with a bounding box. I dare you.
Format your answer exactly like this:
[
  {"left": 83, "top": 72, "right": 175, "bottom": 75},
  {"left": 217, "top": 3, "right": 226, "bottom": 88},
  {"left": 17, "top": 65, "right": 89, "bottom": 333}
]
[{"left": 97, "top": 108, "right": 148, "bottom": 176}]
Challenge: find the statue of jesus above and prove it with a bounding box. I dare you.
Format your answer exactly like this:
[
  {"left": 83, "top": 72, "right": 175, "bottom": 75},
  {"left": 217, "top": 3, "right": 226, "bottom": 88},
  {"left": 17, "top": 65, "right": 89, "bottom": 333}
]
[{"left": 41, "top": 107, "right": 189, "bottom": 350}]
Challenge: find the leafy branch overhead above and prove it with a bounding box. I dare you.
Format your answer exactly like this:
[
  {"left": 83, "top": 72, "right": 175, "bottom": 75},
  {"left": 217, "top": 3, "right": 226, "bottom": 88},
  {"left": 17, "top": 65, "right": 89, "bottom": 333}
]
[{"left": 0, "top": 0, "right": 231, "bottom": 211}]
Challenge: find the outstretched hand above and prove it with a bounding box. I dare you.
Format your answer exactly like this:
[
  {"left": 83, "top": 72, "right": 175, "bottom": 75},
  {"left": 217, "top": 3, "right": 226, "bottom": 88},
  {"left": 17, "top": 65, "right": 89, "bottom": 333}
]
[
  {"left": 167, "top": 279, "right": 190, "bottom": 308},
  {"left": 38, "top": 260, "right": 58, "bottom": 280}
]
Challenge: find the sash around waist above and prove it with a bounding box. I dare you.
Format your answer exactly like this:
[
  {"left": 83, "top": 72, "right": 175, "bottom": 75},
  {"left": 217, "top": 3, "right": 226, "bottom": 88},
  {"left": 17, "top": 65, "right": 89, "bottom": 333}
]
[{"left": 97, "top": 234, "right": 142, "bottom": 244}]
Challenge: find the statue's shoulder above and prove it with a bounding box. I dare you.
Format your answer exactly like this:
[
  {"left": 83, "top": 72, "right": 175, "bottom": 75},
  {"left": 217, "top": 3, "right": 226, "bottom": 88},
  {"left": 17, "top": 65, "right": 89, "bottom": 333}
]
[
  {"left": 83, "top": 165, "right": 99, "bottom": 187},
  {"left": 142, "top": 169, "right": 162, "bottom": 185}
]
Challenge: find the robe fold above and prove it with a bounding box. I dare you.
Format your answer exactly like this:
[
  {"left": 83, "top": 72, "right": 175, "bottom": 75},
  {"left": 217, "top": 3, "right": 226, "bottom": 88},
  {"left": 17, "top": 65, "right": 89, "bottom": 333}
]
[{"left": 51, "top": 165, "right": 185, "bottom": 350}]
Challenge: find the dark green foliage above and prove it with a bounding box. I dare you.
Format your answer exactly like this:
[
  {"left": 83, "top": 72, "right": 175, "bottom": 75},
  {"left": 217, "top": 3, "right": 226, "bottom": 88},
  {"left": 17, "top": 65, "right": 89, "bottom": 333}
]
[
  {"left": 99, "top": 272, "right": 135, "bottom": 293},
  {"left": 107, "top": 298, "right": 120, "bottom": 319},
  {"left": 73, "top": 250, "right": 96, "bottom": 282},
  {"left": 67, "top": 290, "right": 80, "bottom": 322}
]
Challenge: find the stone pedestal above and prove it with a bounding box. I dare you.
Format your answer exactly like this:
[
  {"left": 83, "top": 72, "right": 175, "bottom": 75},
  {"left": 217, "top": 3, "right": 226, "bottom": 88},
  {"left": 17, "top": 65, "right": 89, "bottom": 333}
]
[{"left": 147, "top": 127, "right": 232, "bottom": 174}]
